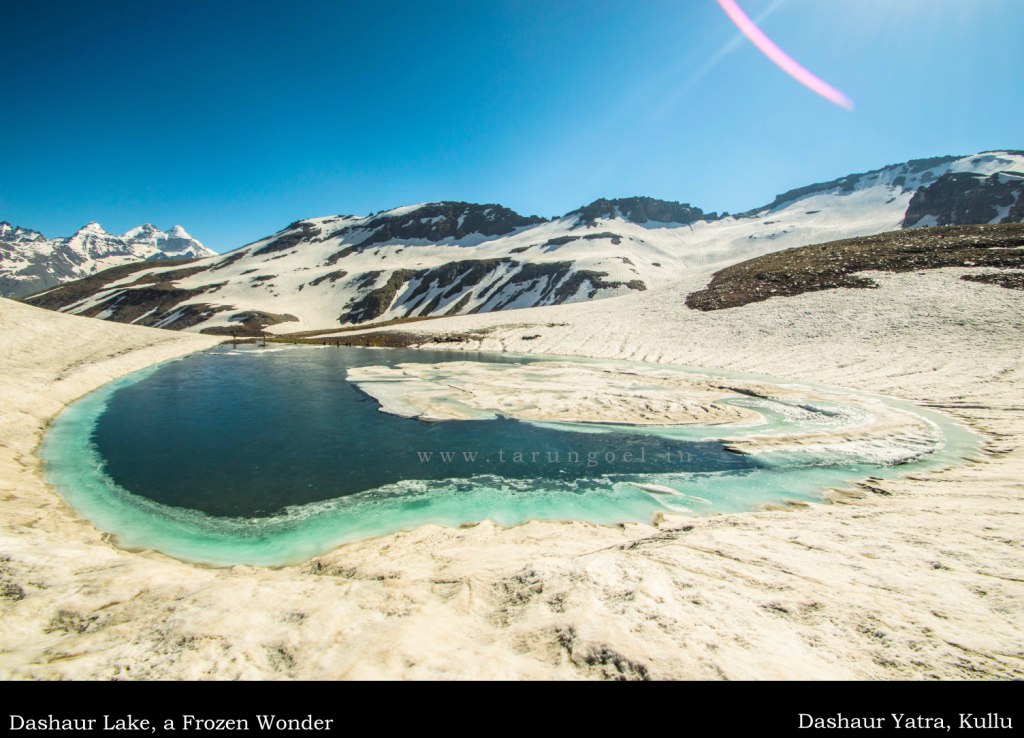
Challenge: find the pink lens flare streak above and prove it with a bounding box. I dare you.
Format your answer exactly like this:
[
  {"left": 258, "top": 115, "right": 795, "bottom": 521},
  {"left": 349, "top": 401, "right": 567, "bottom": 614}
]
[{"left": 716, "top": 0, "right": 854, "bottom": 110}]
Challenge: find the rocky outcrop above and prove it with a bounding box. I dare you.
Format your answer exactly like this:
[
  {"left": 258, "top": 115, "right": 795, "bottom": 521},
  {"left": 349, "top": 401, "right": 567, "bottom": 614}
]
[
  {"left": 903, "top": 172, "right": 1024, "bottom": 227},
  {"left": 570, "top": 197, "right": 715, "bottom": 226},
  {"left": 362, "top": 202, "right": 545, "bottom": 244},
  {"left": 327, "top": 203, "right": 547, "bottom": 261},
  {"left": 252, "top": 222, "right": 322, "bottom": 257},
  {"left": 338, "top": 259, "right": 646, "bottom": 325},
  {"left": 687, "top": 224, "right": 1024, "bottom": 311},
  {"left": 342, "top": 270, "right": 418, "bottom": 324},
  {"left": 22, "top": 260, "right": 201, "bottom": 311}
]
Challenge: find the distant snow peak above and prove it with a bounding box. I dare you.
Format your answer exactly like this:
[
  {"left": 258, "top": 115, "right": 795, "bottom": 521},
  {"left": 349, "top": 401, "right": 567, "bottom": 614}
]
[
  {"left": 120, "top": 223, "right": 208, "bottom": 251},
  {"left": 0, "top": 219, "right": 215, "bottom": 298},
  {"left": 76, "top": 221, "right": 108, "bottom": 235},
  {"left": 0, "top": 222, "right": 46, "bottom": 243},
  {"left": 122, "top": 223, "right": 161, "bottom": 239}
]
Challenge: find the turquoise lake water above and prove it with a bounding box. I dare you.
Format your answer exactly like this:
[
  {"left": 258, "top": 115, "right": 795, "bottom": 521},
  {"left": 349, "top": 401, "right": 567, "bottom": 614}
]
[{"left": 41, "top": 345, "right": 978, "bottom": 567}]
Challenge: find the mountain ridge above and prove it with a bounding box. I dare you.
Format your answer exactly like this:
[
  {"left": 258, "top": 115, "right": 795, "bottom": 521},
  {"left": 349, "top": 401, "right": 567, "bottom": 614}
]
[{"left": 18, "top": 150, "right": 1024, "bottom": 332}]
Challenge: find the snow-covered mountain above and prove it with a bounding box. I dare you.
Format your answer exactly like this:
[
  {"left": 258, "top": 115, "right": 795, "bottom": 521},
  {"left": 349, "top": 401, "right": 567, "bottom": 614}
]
[
  {"left": 0, "top": 221, "right": 216, "bottom": 298},
  {"left": 23, "top": 150, "right": 1024, "bottom": 334}
]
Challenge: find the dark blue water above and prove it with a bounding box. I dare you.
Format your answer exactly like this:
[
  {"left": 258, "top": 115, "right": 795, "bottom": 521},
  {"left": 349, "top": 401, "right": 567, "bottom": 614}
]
[{"left": 94, "top": 346, "right": 761, "bottom": 517}]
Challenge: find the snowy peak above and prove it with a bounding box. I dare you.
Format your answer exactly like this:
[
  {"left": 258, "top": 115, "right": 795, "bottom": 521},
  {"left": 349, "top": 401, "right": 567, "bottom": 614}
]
[
  {"left": 0, "top": 222, "right": 46, "bottom": 243},
  {"left": 122, "top": 223, "right": 163, "bottom": 240},
  {"left": 121, "top": 223, "right": 215, "bottom": 260},
  {"left": 746, "top": 151, "right": 1024, "bottom": 217},
  {"left": 0, "top": 219, "right": 215, "bottom": 298},
  {"left": 71, "top": 221, "right": 110, "bottom": 239},
  {"left": 65, "top": 222, "right": 135, "bottom": 260},
  {"left": 167, "top": 224, "right": 191, "bottom": 238}
]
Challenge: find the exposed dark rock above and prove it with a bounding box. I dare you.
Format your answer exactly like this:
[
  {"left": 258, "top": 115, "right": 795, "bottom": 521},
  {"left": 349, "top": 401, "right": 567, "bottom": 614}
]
[
  {"left": 21, "top": 259, "right": 198, "bottom": 308},
  {"left": 903, "top": 172, "right": 1024, "bottom": 227},
  {"left": 307, "top": 270, "right": 349, "bottom": 287},
  {"left": 341, "top": 269, "right": 416, "bottom": 324},
  {"left": 361, "top": 202, "right": 544, "bottom": 245},
  {"left": 570, "top": 197, "right": 714, "bottom": 227},
  {"left": 906, "top": 155, "right": 964, "bottom": 174},
  {"left": 326, "top": 202, "right": 546, "bottom": 261},
  {"left": 45, "top": 609, "right": 98, "bottom": 634},
  {"left": 0, "top": 581, "right": 24, "bottom": 601},
  {"left": 686, "top": 224, "right": 1024, "bottom": 311},
  {"left": 480, "top": 262, "right": 570, "bottom": 309},
  {"left": 200, "top": 311, "right": 299, "bottom": 336},
  {"left": 21, "top": 258, "right": 232, "bottom": 330},
  {"left": 336, "top": 258, "right": 647, "bottom": 325},
  {"left": 0, "top": 557, "right": 25, "bottom": 602},
  {"left": 130, "top": 264, "right": 209, "bottom": 285},
  {"left": 401, "top": 258, "right": 508, "bottom": 308},
  {"left": 961, "top": 271, "right": 1024, "bottom": 290},
  {"left": 323, "top": 248, "right": 350, "bottom": 266},
  {"left": 136, "top": 302, "right": 233, "bottom": 330},
  {"left": 74, "top": 283, "right": 228, "bottom": 327},
  {"left": 251, "top": 222, "right": 321, "bottom": 257},
  {"left": 478, "top": 262, "right": 644, "bottom": 309},
  {"left": 555, "top": 626, "right": 651, "bottom": 681},
  {"left": 352, "top": 271, "right": 383, "bottom": 290},
  {"left": 444, "top": 293, "right": 474, "bottom": 316},
  {"left": 588, "top": 232, "right": 624, "bottom": 244},
  {"left": 208, "top": 251, "right": 247, "bottom": 271},
  {"left": 541, "top": 232, "right": 624, "bottom": 250}
]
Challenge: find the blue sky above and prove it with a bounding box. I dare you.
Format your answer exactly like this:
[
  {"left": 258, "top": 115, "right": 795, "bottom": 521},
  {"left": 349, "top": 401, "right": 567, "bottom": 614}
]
[{"left": 2, "top": 0, "right": 1021, "bottom": 252}]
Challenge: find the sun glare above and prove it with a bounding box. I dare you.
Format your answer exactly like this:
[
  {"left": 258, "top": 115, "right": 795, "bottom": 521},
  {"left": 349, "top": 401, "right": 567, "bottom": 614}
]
[{"left": 716, "top": 0, "right": 854, "bottom": 110}]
